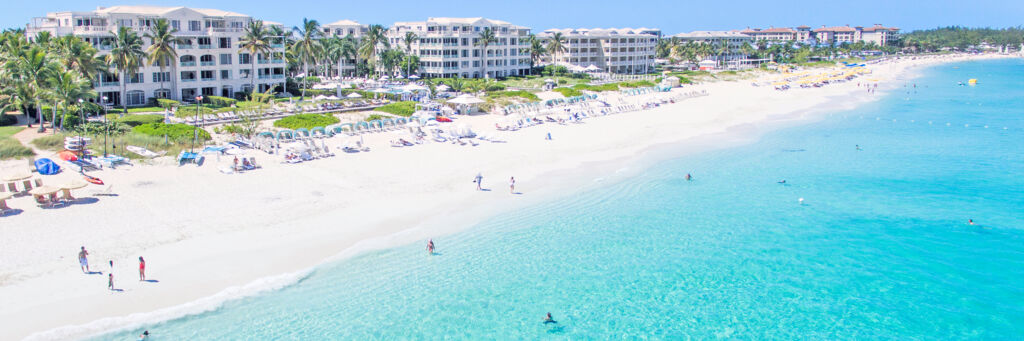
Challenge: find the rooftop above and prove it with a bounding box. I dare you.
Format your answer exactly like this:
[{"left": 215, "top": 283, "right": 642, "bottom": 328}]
[
  {"left": 325, "top": 19, "right": 362, "bottom": 27},
  {"left": 673, "top": 30, "right": 749, "bottom": 39},
  {"left": 89, "top": 5, "right": 249, "bottom": 17},
  {"left": 541, "top": 27, "right": 661, "bottom": 36}
]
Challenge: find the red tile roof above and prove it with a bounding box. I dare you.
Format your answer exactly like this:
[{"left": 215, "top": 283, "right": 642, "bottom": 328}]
[{"left": 813, "top": 26, "right": 856, "bottom": 33}]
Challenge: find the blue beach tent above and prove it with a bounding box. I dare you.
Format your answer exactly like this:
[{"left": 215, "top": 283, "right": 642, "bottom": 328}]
[{"left": 35, "top": 158, "right": 61, "bottom": 175}]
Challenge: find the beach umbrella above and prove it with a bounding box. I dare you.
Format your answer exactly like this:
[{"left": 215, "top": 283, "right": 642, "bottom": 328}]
[
  {"left": 409, "top": 75, "right": 420, "bottom": 79},
  {"left": 448, "top": 94, "right": 485, "bottom": 105},
  {"left": 437, "top": 84, "right": 451, "bottom": 92},
  {"left": 29, "top": 185, "right": 60, "bottom": 196},
  {"left": 326, "top": 95, "right": 340, "bottom": 100},
  {"left": 60, "top": 179, "right": 90, "bottom": 190},
  {"left": 2, "top": 171, "right": 32, "bottom": 182},
  {"left": 347, "top": 92, "right": 363, "bottom": 98},
  {"left": 395, "top": 75, "right": 404, "bottom": 79},
  {"left": 0, "top": 192, "right": 12, "bottom": 201},
  {"left": 380, "top": 75, "right": 390, "bottom": 80}
]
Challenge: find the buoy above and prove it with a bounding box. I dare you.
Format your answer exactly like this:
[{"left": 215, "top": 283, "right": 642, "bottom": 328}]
[
  {"left": 798, "top": 198, "right": 805, "bottom": 205},
  {"left": 968, "top": 79, "right": 978, "bottom": 85}
]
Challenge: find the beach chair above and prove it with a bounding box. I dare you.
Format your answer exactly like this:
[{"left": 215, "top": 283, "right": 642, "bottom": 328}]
[
  {"left": 22, "top": 180, "right": 33, "bottom": 192},
  {"left": 34, "top": 179, "right": 43, "bottom": 187},
  {"left": 6, "top": 182, "right": 17, "bottom": 193},
  {"left": 34, "top": 195, "right": 50, "bottom": 208}
]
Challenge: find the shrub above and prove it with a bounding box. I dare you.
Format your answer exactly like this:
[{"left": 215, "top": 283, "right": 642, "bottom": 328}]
[
  {"left": 365, "top": 114, "right": 385, "bottom": 122},
  {"left": 207, "top": 96, "right": 237, "bottom": 107},
  {"left": 552, "top": 87, "right": 582, "bottom": 97},
  {"left": 484, "top": 83, "right": 506, "bottom": 92},
  {"left": 0, "top": 113, "right": 17, "bottom": 126},
  {"left": 300, "top": 89, "right": 334, "bottom": 97},
  {"left": 174, "top": 105, "right": 215, "bottom": 118},
  {"left": 273, "top": 114, "right": 340, "bottom": 130},
  {"left": 373, "top": 101, "right": 417, "bottom": 117},
  {"left": 618, "top": 80, "right": 657, "bottom": 88},
  {"left": 486, "top": 90, "right": 540, "bottom": 102},
  {"left": 157, "top": 99, "right": 180, "bottom": 110},
  {"left": 76, "top": 121, "right": 132, "bottom": 136},
  {"left": 220, "top": 124, "right": 244, "bottom": 135},
  {"left": 116, "top": 114, "right": 165, "bottom": 127},
  {"left": 30, "top": 134, "right": 67, "bottom": 151},
  {"left": 133, "top": 123, "right": 211, "bottom": 142},
  {"left": 0, "top": 138, "right": 34, "bottom": 160}
]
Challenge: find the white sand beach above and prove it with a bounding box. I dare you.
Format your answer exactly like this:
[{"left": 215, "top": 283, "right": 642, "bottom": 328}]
[{"left": 0, "top": 53, "right": 1010, "bottom": 340}]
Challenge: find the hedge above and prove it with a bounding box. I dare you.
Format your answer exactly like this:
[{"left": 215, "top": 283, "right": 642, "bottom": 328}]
[
  {"left": 116, "top": 114, "right": 165, "bottom": 127},
  {"left": 133, "top": 123, "right": 211, "bottom": 142},
  {"left": 207, "top": 95, "right": 237, "bottom": 107},
  {"left": 552, "top": 87, "right": 583, "bottom": 97},
  {"left": 157, "top": 99, "right": 180, "bottom": 109},
  {"left": 273, "top": 114, "right": 340, "bottom": 130},
  {"left": 372, "top": 101, "right": 417, "bottom": 117},
  {"left": 0, "top": 113, "right": 18, "bottom": 126}
]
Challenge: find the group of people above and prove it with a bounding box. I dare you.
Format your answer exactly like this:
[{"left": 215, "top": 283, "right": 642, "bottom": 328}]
[
  {"left": 232, "top": 156, "right": 257, "bottom": 171},
  {"left": 78, "top": 246, "right": 146, "bottom": 292},
  {"left": 472, "top": 173, "right": 516, "bottom": 193}
]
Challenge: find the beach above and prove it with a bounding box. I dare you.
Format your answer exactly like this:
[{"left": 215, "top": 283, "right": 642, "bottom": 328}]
[{"left": 0, "top": 53, "right": 1010, "bottom": 340}]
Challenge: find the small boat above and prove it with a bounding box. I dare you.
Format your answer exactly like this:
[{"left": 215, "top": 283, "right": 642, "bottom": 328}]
[{"left": 83, "top": 175, "right": 104, "bottom": 185}]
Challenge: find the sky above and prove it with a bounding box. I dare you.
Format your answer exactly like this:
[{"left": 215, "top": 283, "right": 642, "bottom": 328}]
[{"left": 5, "top": 0, "right": 1023, "bottom": 34}]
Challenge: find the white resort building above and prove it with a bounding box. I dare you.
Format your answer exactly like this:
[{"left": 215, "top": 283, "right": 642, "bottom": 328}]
[
  {"left": 322, "top": 19, "right": 368, "bottom": 77},
  {"left": 25, "top": 5, "right": 287, "bottom": 106},
  {"left": 387, "top": 17, "right": 532, "bottom": 79},
  {"left": 740, "top": 24, "right": 899, "bottom": 46},
  {"left": 538, "top": 28, "right": 660, "bottom": 74}
]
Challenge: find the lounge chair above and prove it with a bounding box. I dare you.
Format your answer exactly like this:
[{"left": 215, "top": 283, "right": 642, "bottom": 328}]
[{"left": 34, "top": 179, "right": 43, "bottom": 187}]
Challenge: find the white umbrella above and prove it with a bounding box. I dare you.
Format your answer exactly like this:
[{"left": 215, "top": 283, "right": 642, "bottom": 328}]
[
  {"left": 401, "top": 83, "right": 428, "bottom": 92},
  {"left": 437, "top": 84, "right": 451, "bottom": 92},
  {"left": 405, "top": 121, "right": 421, "bottom": 128},
  {"left": 585, "top": 64, "right": 601, "bottom": 72},
  {"left": 372, "top": 88, "right": 390, "bottom": 93},
  {"left": 326, "top": 95, "right": 340, "bottom": 100},
  {"left": 448, "top": 94, "right": 485, "bottom": 105},
  {"left": 409, "top": 75, "right": 420, "bottom": 79},
  {"left": 380, "top": 75, "right": 390, "bottom": 80},
  {"left": 395, "top": 75, "right": 404, "bottom": 79},
  {"left": 347, "top": 92, "right": 363, "bottom": 98},
  {"left": 313, "top": 95, "right": 328, "bottom": 100},
  {"left": 543, "top": 78, "right": 556, "bottom": 83}
]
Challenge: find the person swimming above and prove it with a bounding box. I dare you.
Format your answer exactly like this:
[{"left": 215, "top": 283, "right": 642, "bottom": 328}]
[
  {"left": 969, "top": 219, "right": 975, "bottom": 225},
  {"left": 543, "top": 312, "right": 557, "bottom": 324},
  {"left": 685, "top": 173, "right": 692, "bottom": 181},
  {"left": 778, "top": 180, "right": 786, "bottom": 184},
  {"left": 856, "top": 145, "right": 862, "bottom": 151},
  {"left": 427, "top": 239, "right": 435, "bottom": 255}
]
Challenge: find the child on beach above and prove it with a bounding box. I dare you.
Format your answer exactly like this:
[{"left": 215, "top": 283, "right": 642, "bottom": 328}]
[
  {"left": 78, "top": 246, "right": 89, "bottom": 273},
  {"left": 139, "top": 257, "right": 146, "bottom": 281},
  {"left": 108, "top": 273, "right": 114, "bottom": 291},
  {"left": 510, "top": 177, "right": 516, "bottom": 193}
]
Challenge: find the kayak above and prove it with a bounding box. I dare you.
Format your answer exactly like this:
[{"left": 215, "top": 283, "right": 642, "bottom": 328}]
[{"left": 84, "top": 175, "right": 104, "bottom": 185}]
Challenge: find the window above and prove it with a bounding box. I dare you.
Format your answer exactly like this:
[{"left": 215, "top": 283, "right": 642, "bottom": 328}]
[
  {"left": 180, "top": 71, "right": 196, "bottom": 81},
  {"left": 126, "top": 91, "right": 146, "bottom": 106},
  {"left": 127, "top": 73, "right": 143, "bottom": 84},
  {"left": 188, "top": 20, "right": 201, "bottom": 31},
  {"left": 219, "top": 54, "right": 232, "bottom": 65},
  {"left": 220, "top": 70, "right": 231, "bottom": 80},
  {"left": 171, "top": 20, "right": 180, "bottom": 31},
  {"left": 154, "top": 89, "right": 170, "bottom": 99},
  {"left": 200, "top": 70, "right": 215, "bottom": 81},
  {"left": 152, "top": 72, "right": 170, "bottom": 82},
  {"left": 218, "top": 37, "right": 231, "bottom": 49},
  {"left": 239, "top": 53, "right": 251, "bottom": 64},
  {"left": 240, "top": 69, "right": 251, "bottom": 79}
]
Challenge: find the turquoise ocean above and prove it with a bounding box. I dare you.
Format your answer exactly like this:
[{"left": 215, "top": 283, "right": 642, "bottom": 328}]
[{"left": 98, "top": 59, "right": 1024, "bottom": 339}]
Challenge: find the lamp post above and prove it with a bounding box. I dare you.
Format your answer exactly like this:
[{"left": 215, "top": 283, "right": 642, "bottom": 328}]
[
  {"left": 102, "top": 96, "right": 108, "bottom": 157},
  {"left": 78, "top": 98, "right": 85, "bottom": 173},
  {"left": 190, "top": 95, "right": 203, "bottom": 153}
]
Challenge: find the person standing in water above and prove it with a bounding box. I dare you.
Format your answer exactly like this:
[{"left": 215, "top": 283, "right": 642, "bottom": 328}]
[
  {"left": 856, "top": 145, "right": 862, "bottom": 151},
  {"left": 685, "top": 173, "right": 692, "bottom": 181},
  {"left": 78, "top": 246, "right": 90, "bottom": 273},
  {"left": 475, "top": 173, "right": 483, "bottom": 191},
  {"left": 543, "top": 312, "right": 557, "bottom": 324},
  {"left": 427, "top": 239, "right": 435, "bottom": 255},
  {"left": 138, "top": 257, "right": 146, "bottom": 281},
  {"left": 108, "top": 273, "right": 114, "bottom": 291},
  {"left": 138, "top": 331, "right": 150, "bottom": 340},
  {"left": 969, "top": 219, "right": 975, "bottom": 225}
]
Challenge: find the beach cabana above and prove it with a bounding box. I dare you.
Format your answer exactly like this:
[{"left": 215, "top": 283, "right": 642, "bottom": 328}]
[
  {"left": 275, "top": 130, "right": 294, "bottom": 140},
  {"left": 295, "top": 128, "right": 310, "bottom": 138},
  {"left": 347, "top": 92, "right": 363, "bottom": 98},
  {"left": 311, "top": 126, "right": 327, "bottom": 137},
  {"left": 354, "top": 121, "right": 370, "bottom": 132}
]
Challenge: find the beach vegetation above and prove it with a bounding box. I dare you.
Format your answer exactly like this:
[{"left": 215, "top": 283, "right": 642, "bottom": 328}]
[
  {"left": 0, "top": 126, "right": 34, "bottom": 160},
  {"left": 116, "top": 114, "right": 164, "bottom": 127},
  {"left": 486, "top": 90, "right": 540, "bottom": 102},
  {"left": 133, "top": 122, "right": 211, "bottom": 141},
  {"left": 373, "top": 101, "right": 417, "bottom": 117},
  {"left": 273, "top": 113, "right": 340, "bottom": 129}
]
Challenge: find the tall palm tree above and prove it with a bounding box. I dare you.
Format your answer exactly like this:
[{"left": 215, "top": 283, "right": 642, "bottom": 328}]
[
  {"left": 523, "top": 34, "right": 546, "bottom": 75},
  {"left": 475, "top": 27, "right": 496, "bottom": 79},
  {"left": 403, "top": 31, "right": 418, "bottom": 77},
  {"left": 106, "top": 26, "right": 145, "bottom": 113},
  {"left": 239, "top": 20, "right": 272, "bottom": 97},
  {"left": 6, "top": 46, "right": 57, "bottom": 132},
  {"left": 144, "top": 18, "right": 180, "bottom": 100},
  {"left": 291, "top": 18, "right": 322, "bottom": 98},
  {"left": 358, "top": 24, "right": 390, "bottom": 78},
  {"left": 53, "top": 36, "right": 106, "bottom": 81},
  {"left": 338, "top": 35, "right": 358, "bottom": 77},
  {"left": 48, "top": 69, "right": 96, "bottom": 131},
  {"left": 545, "top": 32, "right": 567, "bottom": 73}
]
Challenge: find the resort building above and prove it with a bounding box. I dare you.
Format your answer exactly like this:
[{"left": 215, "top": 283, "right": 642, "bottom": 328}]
[
  {"left": 25, "top": 5, "right": 287, "bottom": 106},
  {"left": 811, "top": 26, "right": 858, "bottom": 45},
  {"left": 858, "top": 24, "right": 900, "bottom": 47},
  {"left": 740, "top": 24, "right": 900, "bottom": 46},
  {"left": 322, "top": 20, "right": 368, "bottom": 76},
  {"left": 387, "top": 17, "right": 532, "bottom": 79},
  {"left": 740, "top": 27, "right": 798, "bottom": 42},
  {"left": 538, "top": 28, "right": 660, "bottom": 74},
  {"left": 672, "top": 30, "right": 753, "bottom": 61}
]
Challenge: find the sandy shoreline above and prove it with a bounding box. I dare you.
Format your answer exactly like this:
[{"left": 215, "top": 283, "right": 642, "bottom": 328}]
[{"left": 1, "top": 53, "right": 1012, "bottom": 340}]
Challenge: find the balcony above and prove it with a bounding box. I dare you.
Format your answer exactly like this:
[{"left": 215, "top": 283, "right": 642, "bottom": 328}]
[
  {"left": 180, "top": 61, "right": 196, "bottom": 67},
  {"left": 271, "top": 43, "right": 284, "bottom": 48},
  {"left": 181, "top": 78, "right": 197, "bottom": 82},
  {"left": 258, "top": 75, "right": 271, "bottom": 79},
  {"left": 200, "top": 61, "right": 216, "bottom": 66},
  {"left": 272, "top": 59, "right": 284, "bottom": 64},
  {"left": 177, "top": 44, "right": 194, "bottom": 49},
  {"left": 200, "top": 77, "right": 216, "bottom": 82},
  {"left": 257, "top": 59, "right": 269, "bottom": 64},
  {"left": 99, "top": 81, "right": 119, "bottom": 87},
  {"left": 198, "top": 44, "right": 212, "bottom": 49},
  {"left": 272, "top": 75, "right": 285, "bottom": 79}
]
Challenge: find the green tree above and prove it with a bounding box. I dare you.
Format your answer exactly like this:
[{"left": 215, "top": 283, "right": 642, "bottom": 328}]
[
  {"left": 144, "top": 18, "right": 180, "bottom": 100},
  {"left": 545, "top": 32, "right": 567, "bottom": 72},
  {"left": 403, "top": 31, "right": 418, "bottom": 77},
  {"left": 475, "top": 27, "right": 497, "bottom": 78},
  {"left": 239, "top": 20, "right": 272, "bottom": 97},
  {"left": 48, "top": 69, "right": 96, "bottom": 131},
  {"left": 6, "top": 46, "right": 57, "bottom": 131},
  {"left": 358, "top": 24, "right": 390, "bottom": 78},
  {"left": 292, "top": 18, "right": 322, "bottom": 98},
  {"left": 523, "top": 34, "right": 546, "bottom": 75},
  {"left": 106, "top": 26, "right": 146, "bottom": 113}
]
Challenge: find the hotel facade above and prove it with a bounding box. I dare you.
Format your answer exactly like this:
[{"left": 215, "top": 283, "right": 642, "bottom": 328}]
[
  {"left": 740, "top": 24, "right": 899, "bottom": 46},
  {"left": 387, "top": 17, "right": 532, "bottom": 79},
  {"left": 322, "top": 19, "right": 368, "bottom": 77},
  {"left": 538, "top": 28, "right": 660, "bottom": 74},
  {"left": 25, "top": 5, "right": 287, "bottom": 106}
]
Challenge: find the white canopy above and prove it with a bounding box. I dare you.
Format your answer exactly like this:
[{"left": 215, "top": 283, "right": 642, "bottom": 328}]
[
  {"left": 347, "top": 92, "right": 363, "bottom": 98},
  {"left": 371, "top": 88, "right": 390, "bottom": 93},
  {"left": 401, "top": 83, "right": 429, "bottom": 92},
  {"left": 380, "top": 75, "right": 390, "bottom": 80},
  {"left": 437, "top": 84, "right": 451, "bottom": 92},
  {"left": 313, "top": 95, "right": 328, "bottom": 100},
  {"left": 395, "top": 75, "right": 404, "bottom": 79},
  {"left": 409, "top": 75, "right": 420, "bottom": 79},
  {"left": 585, "top": 64, "right": 601, "bottom": 72},
  {"left": 448, "top": 94, "right": 485, "bottom": 105},
  {"left": 543, "top": 78, "right": 556, "bottom": 83},
  {"left": 326, "top": 95, "right": 340, "bottom": 100}
]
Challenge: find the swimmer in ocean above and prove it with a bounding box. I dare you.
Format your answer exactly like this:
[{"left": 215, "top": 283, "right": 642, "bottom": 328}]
[
  {"left": 685, "top": 173, "right": 692, "bottom": 181},
  {"left": 856, "top": 145, "right": 862, "bottom": 151},
  {"left": 969, "top": 219, "right": 975, "bottom": 225},
  {"left": 778, "top": 180, "right": 786, "bottom": 184},
  {"left": 543, "top": 312, "right": 557, "bottom": 324}
]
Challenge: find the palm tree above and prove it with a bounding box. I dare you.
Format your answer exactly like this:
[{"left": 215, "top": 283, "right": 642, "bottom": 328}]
[
  {"left": 403, "top": 31, "right": 418, "bottom": 77},
  {"left": 715, "top": 42, "right": 731, "bottom": 67},
  {"left": 523, "top": 34, "right": 546, "bottom": 75},
  {"left": 379, "top": 49, "right": 405, "bottom": 77},
  {"left": 545, "top": 32, "right": 567, "bottom": 74},
  {"left": 6, "top": 46, "right": 57, "bottom": 132},
  {"left": 358, "top": 24, "right": 389, "bottom": 78},
  {"left": 52, "top": 36, "right": 105, "bottom": 81},
  {"left": 106, "top": 26, "right": 145, "bottom": 114},
  {"left": 48, "top": 69, "right": 96, "bottom": 131},
  {"left": 739, "top": 42, "right": 755, "bottom": 59},
  {"left": 475, "top": 27, "right": 497, "bottom": 79},
  {"left": 239, "top": 20, "right": 272, "bottom": 98},
  {"left": 291, "top": 18, "right": 322, "bottom": 98},
  {"left": 338, "top": 35, "right": 357, "bottom": 77},
  {"left": 145, "top": 18, "right": 179, "bottom": 100}
]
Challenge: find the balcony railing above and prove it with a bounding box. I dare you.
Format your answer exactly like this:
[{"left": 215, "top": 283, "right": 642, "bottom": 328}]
[
  {"left": 180, "top": 62, "right": 196, "bottom": 67},
  {"left": 271, "top": 75, "right": 285, "bottom": 79},
  {"left": 257, "top": 59, "right": 269, "bottom": 64},
  {"left": 258, "top": 75, "right": 270, "bottom": 79},
  {"left": 178, "top": 44, "right": 194, "bottom": 49},
  {"left": 271, "top": 43, "right": 284, "bottom": 48},
  {"left": 99, "top": 81, "right": 119, "bottom": 87},
  {"left": 198, "top": 44, "right": 212, "bottom": 49},
  {"left": 181, "top": 78, "right": 197, "bottom": 82},
  {"left": 272, "top": 59, "right": 284, "bottom": 64},
  {"left": 200, "top": 77, "right": 216, "bottom": 81},
  {"left": 200, "top": 61, "right": 216, "bottom": 66}
]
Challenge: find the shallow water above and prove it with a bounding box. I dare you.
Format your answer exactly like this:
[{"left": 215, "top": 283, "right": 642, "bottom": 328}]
[{"left": 99, "top": 59, "right": 1024, "bottom": 339}]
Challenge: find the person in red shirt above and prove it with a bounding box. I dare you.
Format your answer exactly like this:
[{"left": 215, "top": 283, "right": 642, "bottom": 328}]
[{"left": 138, "top": 256, "right": 146, "bottom": 281}]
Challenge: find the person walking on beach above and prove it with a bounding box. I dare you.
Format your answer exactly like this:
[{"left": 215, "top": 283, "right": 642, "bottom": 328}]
[
  {"left": 509, "top": 176, "right": 516, "bottom": 193},
  {"left": 427, "top": 239, "right": 435, "bottom": 255},
  {"left": 108, "top": 273, "right": 114, "bottom": 291},
  {"left": 475, "top": 173, "right": 483, "bottom": 191},
  {"left": 78, "top": 246, "right": 90, "bottom": 273},
  {"left": 139, "top": 257, "right": 146, "bottom": 281},
  {"left": 109, "top": 260, "right": 114, "bottom": 276}
]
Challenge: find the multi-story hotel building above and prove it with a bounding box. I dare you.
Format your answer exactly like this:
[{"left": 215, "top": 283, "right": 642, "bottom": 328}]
[
  {"left": 855, "top": 24, "right": 900, "bottom": 46},
  {"left": 739, "top": 27, "right": 798, "bottom": 42},
  {"left": 25, "top": 5, "right": 287, "bottom": 106},
  {"left": 322, "top": 19, "right": 368, "bottom": 77},
  {"left": 387, "top": 17, "right": 532, "bottom": 79},
  {"left": 538, "top": 28, "right": 660, "bottom": 74},
  {"left": 740, "top": 24, "right": 899, "bottom": 46}
]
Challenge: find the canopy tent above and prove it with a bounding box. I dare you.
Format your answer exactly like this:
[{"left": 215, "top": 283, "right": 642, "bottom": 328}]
[
  {"left": 409, "top": 75, "right": 420, "bottom": 79},
  {"left": 448, "top": 94, "right": 485, "bottom": 105},
  {"left": 401, "top": 83, "right": 429, "bottom": 92},
  {"left": 346, "top": 92, "right": 363, "bottom": 98},
  {"left": 313, "top": 95, "right": 329, "bottom": 101},
  {"left": 584, "top": 64, "right": 602, "bottom": 72},
  {"left": 325, "top": 95, "right": 340, "bottom": 100},
  {"left": 436, "top": 84, "right": 451, "bottom": 92}
]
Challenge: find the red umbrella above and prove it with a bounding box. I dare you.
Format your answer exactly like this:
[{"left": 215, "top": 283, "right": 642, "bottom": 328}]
[{"left": 58, "top": 150, "right": 78, "bottom": 161}]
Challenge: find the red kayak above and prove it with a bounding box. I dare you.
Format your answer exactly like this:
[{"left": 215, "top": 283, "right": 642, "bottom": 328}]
[
  {"left": 436, "top": 117, "right": 452, "bottom": 123},
  {"left": 84, "top": 175, "right": 104, "bottom": 185}
]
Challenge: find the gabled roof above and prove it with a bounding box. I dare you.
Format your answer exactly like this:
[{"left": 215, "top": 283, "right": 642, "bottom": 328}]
[
  {"left": 92, "top": 5, "right": 248, "bottom": 18},
  {"left": 325, "top": 19, "right": 362, "bottom": 27}
]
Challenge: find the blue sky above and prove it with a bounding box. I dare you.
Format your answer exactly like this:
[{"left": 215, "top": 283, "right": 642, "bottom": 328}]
[{"left": 6, "top": 0, "right": 1023, "bottom": 34}]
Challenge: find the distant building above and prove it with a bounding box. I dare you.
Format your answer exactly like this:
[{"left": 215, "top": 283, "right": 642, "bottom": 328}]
[
  {"left": 538, "top": 27, "right": 660, "bottom": 74},
  {"left": 388, "top": 17, "right": 531, "bottom": 78},
  {"left": 672, "top": 30, "right": 752, "bottom": 62},
  {"left": 25, "top": 5, "right": 287, "bottom": 105},
  {"left": 322, "top": 20, "right": 368, "bottom": 76},
  {"left": 740, "top": 27, "right": 797, "bottom": 42},
  {"left": 739, "top": 24, "right": 900, "bottom": 46},
  {"left": 858, "top": 24, "right": 900, "bottom": 47}
]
